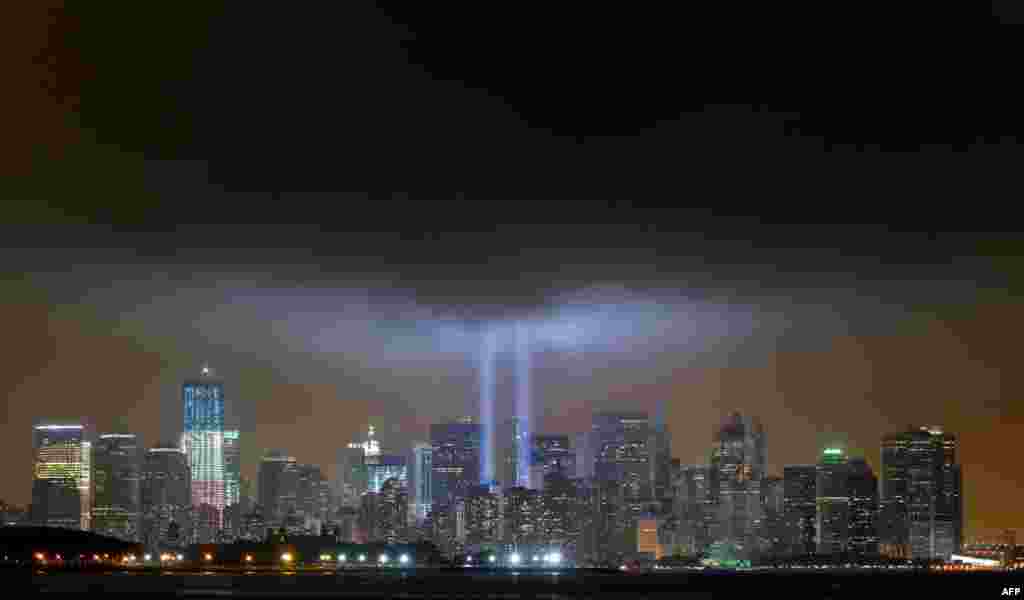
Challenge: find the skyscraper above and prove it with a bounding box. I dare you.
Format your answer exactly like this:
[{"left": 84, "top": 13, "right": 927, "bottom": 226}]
[
  {"left": 592, "top": 412, "right": 654, "bottom": 501},
  {"left": 92, "top": 432, "right": 141, "bottom": 541},
  {"left": 532, "top": 435, "right": 575, "bottom": 479},
  {"left": 258, "top": 450, "right": 298, "bottom": 530},
  {"left": 223, "top": 430, "right": 241, "bottom": 508},
  {"left": 430, "top": 419, "right": 482, "bottom": 507},
  {"left": 367, "top": 455, "right": 407, "bottom": 494},
  {"left": 411, "top": 442, "right": 433, "bottom": 522},
  {"left": 783, "top": 465, "right": 817, "bottom": 556},
  {"left": 815, "top": 447, "right": 849, "bottom": 556},
  {"left": 182, "top": 367, "right": 226, "bottom": 540},
  {"left": 30, "top": 421, "right": 91, "bottom": 530},
  {"left": 296, "top": 464, "right": 330, "bottom": 530},
  {"left": 140, "top": 444, "right": 191, "bottom": 551},
  {"left": 709, "top": 411, "right": 766, "bottom": 555},
  {"left": 847, "top": 457, "right": 879, "bottom": 556},
  {"left": 880, "top": 426, "right": 962, "bottom": 560}
]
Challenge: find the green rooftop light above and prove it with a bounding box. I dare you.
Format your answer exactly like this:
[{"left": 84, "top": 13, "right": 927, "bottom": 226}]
[{"left": 823, "top": 448, "right": 843, "bottom": 455}]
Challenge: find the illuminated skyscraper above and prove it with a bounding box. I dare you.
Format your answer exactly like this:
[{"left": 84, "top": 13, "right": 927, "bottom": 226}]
[
  {"left": 411, "top": 442, "right": 433, "bottom": 522},
  {"left": 182, "top": 366, "right": 225, "bottom": 540},
  {"left": 223, "top": 430, "right": 241, "bottom": 508},
  {"left": 30, "top": 421, "right": 91, "bottom": 530},
  {"left": 367, "top": 455, "right": 407, "bottom": 494},
  {"left": 93, "top": 432, "right": 141, "bottom": 541}
]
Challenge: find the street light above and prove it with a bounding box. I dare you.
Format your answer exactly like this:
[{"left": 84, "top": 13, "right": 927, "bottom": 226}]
[
  {"left": 509, "top": 553, "right": 521, "bottom": 565},
  {"left": 245, "top": 555, "right": 253, "bottom": 563},
  {"left": 338, "top": 554, "right": 346, "bottom": 563},
  {"left": 379, "top": 554, "right": 389, "bottom": 565},
  {"left": 358, "top": 554, "right": 366, "bottom": 563},
  {"left": 489, "top": 555, "right": 496, "bottom": 564},
  {"left": 399, "top": 554, "right": 409, "bottom": 565},
  {"left": 281, "top": 553, "right": 293, "bottom": 563}
]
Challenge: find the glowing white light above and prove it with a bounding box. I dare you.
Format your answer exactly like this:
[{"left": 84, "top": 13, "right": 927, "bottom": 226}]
[
  {"left": 358, "top": 554, "right": 366, "bottom": 562},
  {"left": 549, "top": 552, "right": 562, "bottom": 565},
  {"left": 533, "top": 555, "right": 540, "bottom": 562},
  {"left": 489, "top": 555, "right": 496, "bottom": 563},
  {"left": 379, "top": 554, "right": 388, "bottom": 564},
  {"left": 177, "top": 554, "right": 184, "bottom": 561},
  {"left": 338, "top": 554, "right": 346, "bottom": 562},
  {"left": 399, "top": 554, "right": 409, "bottom": 565},
  {"left": 281, "top": 553, "right": 293, "bottom": 562},
  {"left": 144, "top": 554, "right": 152, "bottom": 561},
  {"left": 509, "top": 553, "right": 521, "bottom": 564}
]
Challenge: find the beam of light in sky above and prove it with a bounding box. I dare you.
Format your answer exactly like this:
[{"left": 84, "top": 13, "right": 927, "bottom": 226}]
[
  {"left": 479, "top": 327, "right": 497, "bottom": 485},
  {"left": 515, "top": 322, "right": 531, "bottom": 487}
]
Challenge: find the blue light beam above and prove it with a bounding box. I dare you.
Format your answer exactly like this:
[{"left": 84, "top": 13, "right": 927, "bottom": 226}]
[
  {"left": 479, "top": 327, "right": 498, "bottom": 485},
  {"left": 515, "top": 322, "right": 531, "bottom": 488}
]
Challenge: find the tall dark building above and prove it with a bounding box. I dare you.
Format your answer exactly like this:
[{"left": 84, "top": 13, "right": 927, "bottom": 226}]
[
  {"left": 92, "top": 432, "right": 141, "bottom": 541},
  {"left": 880, "top": 426, "right": 962, "bottom": 560},
  {"left": 258, "top": 450, "right": 298, "bottom": 529},
  {"left": 532, "top": 435, "right": 575, "bottom": 478},
  {"left": 592, "top": 412, "right": 654, "bottom": 501},
  {"left": 498, "top": 418, "right": 528, "bottom": 490},
  {"left": 140, "top": 445, "right": 191, "bottom": 551},
  {"left": 709, "top": 411, "right": 766, "bottom": 556},
  {"left": 783, "top": 465, "right": 816, "bottom": 556},
  {"left": 816, "top": 447, "right": 849, "bottom": 556},
  {"left": 671, "top": 465, "right": 713, "bottom": 555},
  {"left": 296, "top": 464, "right": 330, "bottom": 529},
  {"left": 847, "top": 458, "right": 879, "bottom": 556},
  {"left": 430, "top": 419, "right": 482, "bottom": 506}
]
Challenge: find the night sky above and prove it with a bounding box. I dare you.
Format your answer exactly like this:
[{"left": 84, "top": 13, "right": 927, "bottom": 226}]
[{"left": 3, "top": 4, "right": 1022, "bottom": 539}]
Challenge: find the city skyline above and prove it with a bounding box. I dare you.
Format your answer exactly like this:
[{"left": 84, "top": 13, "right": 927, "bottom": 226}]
[{"left": 3, "top": 356, "right": 1010, "bottom": 540}]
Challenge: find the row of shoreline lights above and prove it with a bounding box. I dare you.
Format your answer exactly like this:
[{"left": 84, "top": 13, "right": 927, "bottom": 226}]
[{"left": 469, "top": 553, "right": 561, "bottom": 566}]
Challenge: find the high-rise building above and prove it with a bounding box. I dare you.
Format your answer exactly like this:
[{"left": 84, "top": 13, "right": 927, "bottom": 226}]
[
  {"left": 502, "top": 486, "right": 543, "bottom": 549},
  {"left": 296, "top": 464, "right": 330, "bottom": 530},
  {"left": 573, "top": 431, "right": 597, "bottom": 480},
  {"left": 31, "top": 421, "right": 91, "bottom": 530},
  {"left": 223, "top": 430, "right": 241, "bottom": 508},
  {"left": 816, "top": 447, "right": 849, "bottom": 555},
  {"left": 411, "top": 442, "right": 433, "bottom": 522},
  {"left": 880, "top": 426, "right": 962, "bottom": 560},
  {"left": 709, "top": 411, "right": 766, "bottom": 555},
  {"left": 593, "top": 412, "right": 654, "bottom": 501},
  {"left": 258, "top": 450, "right": 298, "bottom": 529},
  {"left": 783, "top": 465, "right": 817, "bottom": 556},
  {"left": 532, "top": 435, "right": 575, "bottom": 479},
  {"left": 182, "top": 367, "right": 226, "bottom": 540},
  {"left": 335, "top": 445, "right": 367, "bottom": 509},
  {"left": 498, "top": 418, "right": 529, "bottom": 490},
  {"left": 847, "top": 458, "right": 879, "bottom": 556},
  {"left": 463, "top": 484, "right": 501, "bottom": 549},
  {"left": 140, "top": 444, "right": 191, "bottom": 551},
  {"left": 367, "top": 455, "right": 407, "bottom": 494},
  {"left": 671, "top": 465, "right": 713, "bottom": 555},
  {"left": 431, "top": 419, "right": 482, "bottom": 507},
  {"left": 92, "top": 432, "right": 141, "bottom": 541}
]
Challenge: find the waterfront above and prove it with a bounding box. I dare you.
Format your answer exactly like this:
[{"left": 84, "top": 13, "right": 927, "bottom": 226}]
[{"left": 19, "top": 568, "right": 1024, "bottom": 598}]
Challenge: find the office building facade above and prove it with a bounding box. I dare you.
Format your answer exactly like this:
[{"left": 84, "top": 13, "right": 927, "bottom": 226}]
[
  {"left": 92, "top": 432, "right": 141, "bottom": 541},
  {"left": 816, "top": 447, "right": 849, "bottom": 555},
  {"left": 783, "top": 465, "right": 817, "bottom": 556},
  {"left": 31, "top": 422, "right": 92, "bottom": 530},
  {"left": 140, "top": 445, "right": 192, "bottom": 550},
  {"left": 182, "top": 369, "right": 226, "bottom": 539}
]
